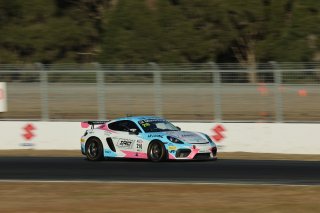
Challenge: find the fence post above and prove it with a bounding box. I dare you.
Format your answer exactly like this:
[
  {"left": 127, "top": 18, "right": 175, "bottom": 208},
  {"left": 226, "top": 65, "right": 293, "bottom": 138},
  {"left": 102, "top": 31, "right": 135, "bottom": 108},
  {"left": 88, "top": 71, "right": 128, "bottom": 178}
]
[
  {"left": 149, "top": 62, "right": 163, "bottom": 117},
  {"left": 93, "top": 62, "right": 106, "bottom": 120},
  {"left": 209, "top": 62, "right": 222, "bottom": 122},
  {"left": 36, "top": 63, "right": 49, "bottom": 121},
  {"left": 270, "top": 61, "right": 283, "bottom": 122}
]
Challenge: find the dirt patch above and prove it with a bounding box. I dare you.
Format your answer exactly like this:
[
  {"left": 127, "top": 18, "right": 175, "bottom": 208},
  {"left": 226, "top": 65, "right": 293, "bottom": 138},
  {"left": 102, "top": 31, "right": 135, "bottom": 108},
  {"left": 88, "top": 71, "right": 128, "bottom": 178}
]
[
  {"left": 0, "top": 150, "right": 319, "bottom": 161},
  {"left": 0, "top": 182, "right": 319, "bottom": 213}
]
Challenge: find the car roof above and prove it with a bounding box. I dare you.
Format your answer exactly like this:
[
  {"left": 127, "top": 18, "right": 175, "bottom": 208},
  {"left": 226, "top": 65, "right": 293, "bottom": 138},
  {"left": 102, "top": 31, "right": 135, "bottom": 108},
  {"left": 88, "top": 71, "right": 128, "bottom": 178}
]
[{"left": 113, "top": 116, "right": 164, "bottom": 122}]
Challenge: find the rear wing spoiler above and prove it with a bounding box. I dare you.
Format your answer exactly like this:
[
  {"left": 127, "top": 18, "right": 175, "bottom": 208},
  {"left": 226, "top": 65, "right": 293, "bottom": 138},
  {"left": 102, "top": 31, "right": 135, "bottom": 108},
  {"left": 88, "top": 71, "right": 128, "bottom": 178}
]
[{"left": 81, "top": 120, "right": 110, "bottom": 129}]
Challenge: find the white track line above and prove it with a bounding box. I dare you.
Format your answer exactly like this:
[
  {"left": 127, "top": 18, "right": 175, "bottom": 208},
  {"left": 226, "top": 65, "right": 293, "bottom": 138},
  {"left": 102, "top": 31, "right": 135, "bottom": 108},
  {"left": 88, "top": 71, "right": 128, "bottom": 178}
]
[{"left": 0, "top": 180, "right": 317, "bottom": 187}]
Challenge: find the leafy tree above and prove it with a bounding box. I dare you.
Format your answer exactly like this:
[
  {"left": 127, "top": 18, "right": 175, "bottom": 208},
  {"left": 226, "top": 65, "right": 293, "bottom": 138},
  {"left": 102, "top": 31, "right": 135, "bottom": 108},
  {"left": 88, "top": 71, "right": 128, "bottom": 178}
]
[
  {"left": 257, "top": 0, "right": 320, "bottom": 62},
  {"left": 99, "top": 0, "right": 161, "bottom": 63},
  {"left": 0, "top": 0, "right": 111, "bottom": 63},
  {"left": 0, "top": 0, "right": 56, "bottom": 63},
  {"left": 100, "top": 0, "right": 232, "bottom": 63},
  {"left": 0, "top": 0, "right": 320, "bottom": 66},
  {"left": 155, "top": 0, "right": 232, "bottom": 63}
]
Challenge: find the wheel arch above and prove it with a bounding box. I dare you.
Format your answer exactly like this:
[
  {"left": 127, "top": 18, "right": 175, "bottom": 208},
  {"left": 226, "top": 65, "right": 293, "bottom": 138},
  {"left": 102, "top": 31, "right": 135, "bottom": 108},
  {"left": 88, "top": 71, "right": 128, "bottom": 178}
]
[
  {"left": 85, "top": 136, "right": 104, "bottom": 152},
  {"left": 148, "top": 139, "right": 164, "bottom": 148},
  {"left": 147, "top": 139, "right": 168, "bottom": 161}
]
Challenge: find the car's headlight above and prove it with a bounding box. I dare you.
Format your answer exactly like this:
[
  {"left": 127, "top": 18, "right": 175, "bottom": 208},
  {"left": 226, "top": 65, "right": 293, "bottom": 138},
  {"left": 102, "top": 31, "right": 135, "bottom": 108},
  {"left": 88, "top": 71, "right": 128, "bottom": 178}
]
[{"left": 167, "top": 136, "right": 184, "bottom": 144}]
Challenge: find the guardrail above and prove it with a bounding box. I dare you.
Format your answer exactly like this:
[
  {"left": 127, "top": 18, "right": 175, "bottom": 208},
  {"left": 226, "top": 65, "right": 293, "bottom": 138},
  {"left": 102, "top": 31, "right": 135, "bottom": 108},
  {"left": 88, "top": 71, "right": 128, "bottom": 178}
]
[{"left": 0, "top": 62, "right": 320, "bottom": 122}]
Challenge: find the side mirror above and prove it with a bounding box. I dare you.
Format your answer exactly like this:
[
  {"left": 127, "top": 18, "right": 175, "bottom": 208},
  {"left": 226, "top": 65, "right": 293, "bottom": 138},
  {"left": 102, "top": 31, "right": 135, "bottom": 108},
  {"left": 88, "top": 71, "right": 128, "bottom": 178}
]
[
  {"left": 176, "top": 126, "right": 181, "bottom": 131},
  {"left": 129, "top": 128, "right": 139, "bottom": 135}
]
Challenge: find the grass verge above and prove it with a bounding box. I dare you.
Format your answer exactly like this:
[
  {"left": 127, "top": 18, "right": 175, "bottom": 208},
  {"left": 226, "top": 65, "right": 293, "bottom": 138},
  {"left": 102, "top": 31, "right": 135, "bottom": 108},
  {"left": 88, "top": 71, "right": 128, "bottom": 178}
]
[{"left": 0, "top": 182, "right": 319, "bottom": 213}]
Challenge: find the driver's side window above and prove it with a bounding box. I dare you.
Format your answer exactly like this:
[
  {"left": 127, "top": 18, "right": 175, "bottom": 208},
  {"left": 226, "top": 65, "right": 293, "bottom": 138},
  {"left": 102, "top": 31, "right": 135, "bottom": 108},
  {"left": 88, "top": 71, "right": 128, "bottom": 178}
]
[
  {"left": 108, "top": 121, "right": 128, "bottom": 132},
  {"left": 108, "top": 120, "right": 141, "bottom": 132}
]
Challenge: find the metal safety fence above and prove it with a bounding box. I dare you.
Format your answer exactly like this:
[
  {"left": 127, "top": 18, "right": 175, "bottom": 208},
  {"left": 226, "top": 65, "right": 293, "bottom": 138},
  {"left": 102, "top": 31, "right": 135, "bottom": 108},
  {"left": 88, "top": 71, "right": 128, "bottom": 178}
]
[{"left": 0, "top": 62, "right": 320, "bottom": 122}]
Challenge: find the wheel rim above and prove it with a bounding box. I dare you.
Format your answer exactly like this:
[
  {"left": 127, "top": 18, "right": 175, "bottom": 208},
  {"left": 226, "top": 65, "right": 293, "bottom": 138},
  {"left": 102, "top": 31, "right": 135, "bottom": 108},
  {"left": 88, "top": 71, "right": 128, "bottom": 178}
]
[
  {"left": 150, "top": 143, "right": 162, "bottom": 159},
  {"left": 88, "top": 141, "right": 98, "bottom": 158}
]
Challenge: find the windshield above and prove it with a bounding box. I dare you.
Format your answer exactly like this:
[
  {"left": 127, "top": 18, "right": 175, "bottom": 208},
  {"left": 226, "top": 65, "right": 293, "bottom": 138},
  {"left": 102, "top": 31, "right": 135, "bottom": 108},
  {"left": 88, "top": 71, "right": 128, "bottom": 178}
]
[{"left": 138, "top": 119, "right": 179, "bottom": 133}]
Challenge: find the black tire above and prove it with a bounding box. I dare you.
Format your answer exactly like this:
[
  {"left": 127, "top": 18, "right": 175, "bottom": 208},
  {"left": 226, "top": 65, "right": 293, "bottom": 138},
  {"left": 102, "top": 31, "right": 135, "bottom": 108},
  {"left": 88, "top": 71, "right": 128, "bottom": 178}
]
[
  {"left": 85, "top": 137, "right": 104, "bottom": 161},
  {"left": 147, "top": 141, "right": 167, "bottom": 162}
]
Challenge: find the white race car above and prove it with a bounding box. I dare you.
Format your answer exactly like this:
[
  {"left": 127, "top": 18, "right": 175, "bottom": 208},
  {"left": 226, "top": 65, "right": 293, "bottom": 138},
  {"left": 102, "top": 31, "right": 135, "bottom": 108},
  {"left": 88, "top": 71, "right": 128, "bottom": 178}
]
[{"left": 81, "top": 116, "right": 217, "bottom": 162}]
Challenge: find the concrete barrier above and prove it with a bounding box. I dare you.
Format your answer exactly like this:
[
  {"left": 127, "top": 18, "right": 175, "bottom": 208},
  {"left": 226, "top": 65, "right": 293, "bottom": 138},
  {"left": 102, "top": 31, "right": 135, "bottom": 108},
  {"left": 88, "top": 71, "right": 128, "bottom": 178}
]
[
  {"left": 175, "top": 123, "right": 319, "bottom": 154},
  {"left": 0, "top": 121, "right": 319, "bottom": 154}
]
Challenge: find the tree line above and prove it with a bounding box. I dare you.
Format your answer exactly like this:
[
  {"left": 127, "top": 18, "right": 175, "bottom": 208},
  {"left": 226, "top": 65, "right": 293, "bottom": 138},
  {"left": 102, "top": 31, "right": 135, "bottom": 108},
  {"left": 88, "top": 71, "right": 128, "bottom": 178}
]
[{"left": 0, "top": 0, "right": 319, "bottom": 68}]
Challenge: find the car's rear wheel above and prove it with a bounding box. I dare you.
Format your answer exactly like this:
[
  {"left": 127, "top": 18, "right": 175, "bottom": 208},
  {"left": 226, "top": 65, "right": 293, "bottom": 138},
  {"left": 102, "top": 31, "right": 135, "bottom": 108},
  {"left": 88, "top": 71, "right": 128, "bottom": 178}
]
[
  {"left": 86, "top": 137, "right": 104, "bottom": 161},
  {"left": 147, "top": 141, "right": 167, "bottom": 162}
]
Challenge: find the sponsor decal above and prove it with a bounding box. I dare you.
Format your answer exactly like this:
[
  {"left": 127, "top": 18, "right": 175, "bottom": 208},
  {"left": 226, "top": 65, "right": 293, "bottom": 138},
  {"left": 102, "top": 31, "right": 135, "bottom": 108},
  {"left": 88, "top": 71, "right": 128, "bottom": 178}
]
[
  {"left": 180, "top": 134, "right": 194, "bottom": 138},
  {"left": 136, "top": 143, "right": 143, "bottom": 151},
  {"left": 136, "top": 140, "right": 144, "bottom": 151},
  {"left": 19, "top": 142, "right": 34, "bottom": 147},
  {"left": 148, "top": 134, "right": 163, "bottom": 138},
  {"left": 139, "top": 119, "right": 165, "bottom": 124},
  {"left": 168, "top": 146, "right": 176, "bottom": 151},
  {"left": 199, "top": 148, "right": 209, "bottom": 153},
  {"left": 22, "top": 124, "right": 36, "bottom": 140},
  {"left": 80, "top": 138, "right": 85, "bottom": 142},
  {"left": 116, "top": 139, "right": 134, "bottom": 149},
  {"left": 20, "top": 123, "right": 36, "bottom": 147},
  {"left": 141, "top": 123, "right": 150, "bottom": 128},
  {"left": 211, "top": 125, "right": 226, "bottom": 142}
]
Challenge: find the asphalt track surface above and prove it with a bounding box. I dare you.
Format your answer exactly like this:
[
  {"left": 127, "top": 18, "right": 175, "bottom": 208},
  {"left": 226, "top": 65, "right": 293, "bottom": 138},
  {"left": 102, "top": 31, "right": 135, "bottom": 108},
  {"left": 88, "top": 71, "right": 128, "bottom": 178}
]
[{"left": 0, "top": 157, "right": 319, "bottom": 185}]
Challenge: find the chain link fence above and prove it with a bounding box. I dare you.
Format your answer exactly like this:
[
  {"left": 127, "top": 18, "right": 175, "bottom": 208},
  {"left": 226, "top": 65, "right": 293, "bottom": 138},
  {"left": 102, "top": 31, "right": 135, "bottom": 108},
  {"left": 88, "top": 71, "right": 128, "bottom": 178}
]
[{"left": 0, "top": 62, "right": 320, "bottom": 122}]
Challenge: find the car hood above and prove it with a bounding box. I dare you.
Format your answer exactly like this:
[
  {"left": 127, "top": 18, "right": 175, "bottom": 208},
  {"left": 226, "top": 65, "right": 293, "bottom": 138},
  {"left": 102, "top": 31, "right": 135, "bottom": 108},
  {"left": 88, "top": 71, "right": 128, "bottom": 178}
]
[{"left": 166, "top": 131, "right": 209, "bottom": 144}]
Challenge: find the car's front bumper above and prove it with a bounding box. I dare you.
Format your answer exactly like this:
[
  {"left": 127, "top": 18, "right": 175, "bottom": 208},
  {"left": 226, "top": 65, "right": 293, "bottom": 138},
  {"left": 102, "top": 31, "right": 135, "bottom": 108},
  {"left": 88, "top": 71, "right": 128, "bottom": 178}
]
[{"left": 167, "top": 143, "right": 217, "bottom": 160}]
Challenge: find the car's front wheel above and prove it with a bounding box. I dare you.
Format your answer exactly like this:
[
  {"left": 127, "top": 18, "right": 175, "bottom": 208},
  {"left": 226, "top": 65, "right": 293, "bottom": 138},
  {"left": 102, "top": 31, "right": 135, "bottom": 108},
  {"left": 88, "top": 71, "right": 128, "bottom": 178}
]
[
  {"left": 147, "top": 141, "right": 167, "bottom": 162},
  {"left": 85, "top": 137, "right": 104, "bottom": 161}
]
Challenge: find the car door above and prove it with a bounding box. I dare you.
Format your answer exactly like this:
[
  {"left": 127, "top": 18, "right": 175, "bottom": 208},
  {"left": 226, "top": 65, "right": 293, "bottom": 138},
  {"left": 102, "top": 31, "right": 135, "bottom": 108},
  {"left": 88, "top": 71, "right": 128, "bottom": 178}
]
[{"left": 108, "top": 120, "right": 141, "bottom": 155}]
